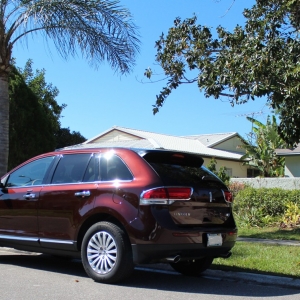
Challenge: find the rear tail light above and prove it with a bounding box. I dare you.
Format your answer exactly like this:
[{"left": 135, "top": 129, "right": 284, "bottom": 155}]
[
  {"left": 223, "top": 190, "right": 233, "bottom": 203},
  {"left": 140, "top": 187, "right": 193, "bottom": 205}
]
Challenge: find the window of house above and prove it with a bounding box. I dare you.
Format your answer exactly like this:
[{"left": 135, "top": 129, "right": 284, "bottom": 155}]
[
  {"left": 247, "top": 168, "right": 260, "bottom": 178},
  {"left": 224, "top": 168, "right": 232, "bottom": 177}
]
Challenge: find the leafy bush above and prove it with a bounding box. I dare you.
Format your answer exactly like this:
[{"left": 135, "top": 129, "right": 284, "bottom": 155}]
[
  {"left": 233, "top": 187, "right": 300, "bottom": 227},
  {"left": 228, "top": 181, "right": 247, "bottom": 197},
  {"left": 281, "top": 202, "right": 300, "bottom": 228},
  {"left": 206, "top": 158, "right": 230, "bottom": 186}
]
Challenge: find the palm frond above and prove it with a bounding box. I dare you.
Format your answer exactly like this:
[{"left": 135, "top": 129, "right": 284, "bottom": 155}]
[{"left": 6, "top": 0, "right": 140, "bottom": 74}]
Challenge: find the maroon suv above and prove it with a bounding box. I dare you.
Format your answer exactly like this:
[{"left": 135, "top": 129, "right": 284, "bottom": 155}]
[{"left": 0, "top": 147, "right": 237, "bottom": 283}]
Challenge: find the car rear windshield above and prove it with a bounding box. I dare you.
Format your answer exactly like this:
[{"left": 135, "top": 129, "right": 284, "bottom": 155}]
[{"left": 141, "top": 151, "right": 225, "bottom": 188}]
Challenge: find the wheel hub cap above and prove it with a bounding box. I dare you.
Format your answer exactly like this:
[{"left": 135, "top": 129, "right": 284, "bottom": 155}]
[{"left": 87, "top": 231, "right": 117, "bottom": 274}]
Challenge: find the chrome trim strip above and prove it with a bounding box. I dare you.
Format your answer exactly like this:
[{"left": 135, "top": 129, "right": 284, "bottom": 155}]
[
  {"left": 0, "top": 234, "right": 74, "bottom": 245},
  {"left": 0, "top": 235, "right": 38, "bottom": 242},
  {"left": 6, "top": 185, "right": 43, "bottom": 189},
  {"left": 40, "top": 238, "right": 74, "bottom": 245},
  {"left": 48, "top": 179, "right": 134, "bottom": 185},
  {"left": 99, "top": 179, "right": 134, "bottom": 183}
]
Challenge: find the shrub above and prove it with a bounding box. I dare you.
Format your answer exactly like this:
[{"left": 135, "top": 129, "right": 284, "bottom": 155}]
[
  {"left": 206, "top": 158, "right": 230, "bottom": 186},
  {"left": 228, "top": 181, "right": 247, "bottom": 197},
  {"left": 233, "top": 187, "right": 300, "bottom": 227},
  {"left": 281, "top": 202, "right": 300, "bottom": 228}
]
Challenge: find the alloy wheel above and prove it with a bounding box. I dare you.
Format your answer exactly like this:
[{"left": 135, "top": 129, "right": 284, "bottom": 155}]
[{"left": 87, "top": 231, "right": 117, "bottom": 274}]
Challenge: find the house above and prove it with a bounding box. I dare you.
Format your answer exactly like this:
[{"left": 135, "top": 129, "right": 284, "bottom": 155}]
[
  {"left": 80, "top": 126, "right": 255, "bottom": 178},
  {"left": 276, "top": 145, "right": 300, "bottom": 177}
]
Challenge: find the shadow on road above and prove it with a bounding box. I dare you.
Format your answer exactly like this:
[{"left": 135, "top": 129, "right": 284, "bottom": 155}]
[{"left": 0, "top": 251, "right": 299, "bottom": 298}]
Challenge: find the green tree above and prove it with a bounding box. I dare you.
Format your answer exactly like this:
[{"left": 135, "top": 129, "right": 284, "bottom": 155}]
[
  {"left": 0, "top": 0, "right": 140, "bottom": 175},
  {"left": 8, "top": 60, "right": 65, "bottom": 169},
  {"left": 21, "top": 59, "right": 64, "bottom": 136},
  {"left": 206, "top": 158, "right": 230, "bottom": 186},
  {"left": 145, "top": 0, "right": 300, "bottom": 147},
  {"left": 55, "top": 127, "right": 86, "bottom": 149},
  {"left": 9, "top": 60, "right": 86, "bottom": 169},
  {"left": 241, "top": 115, "right": 286, "bottom": 177}
]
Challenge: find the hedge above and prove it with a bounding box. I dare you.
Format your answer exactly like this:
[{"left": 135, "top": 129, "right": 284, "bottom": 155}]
[{"left": 232, "top": 187, "right": 300, "bottom": 227}]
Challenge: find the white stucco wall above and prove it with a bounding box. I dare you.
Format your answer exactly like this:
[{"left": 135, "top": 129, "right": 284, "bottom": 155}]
[{"left": 230, "top": 177, "right": 300, "bottom": 190}]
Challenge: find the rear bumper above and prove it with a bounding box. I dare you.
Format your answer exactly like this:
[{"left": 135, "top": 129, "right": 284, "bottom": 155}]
[
  {"left": 132, "top": 239, "right": 236, "bottom": 264},
  {"left": 127, "top": 209, "right": 237, "bottom": 264}
]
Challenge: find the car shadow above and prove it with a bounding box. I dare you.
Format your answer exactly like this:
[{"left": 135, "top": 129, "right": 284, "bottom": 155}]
[{"left": 0, "top": 251, "right": 299, "bottom": 297}]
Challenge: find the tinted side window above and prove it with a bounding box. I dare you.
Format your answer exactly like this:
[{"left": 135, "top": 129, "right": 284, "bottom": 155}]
[
  {"left": 51, "top": 154, "right": 91, "bottom": 184},
  {"left": 6, "top": 156, "right": 55, "bottom": 187},
  {"left": 83, "top": 154, "right": 100, "bottom": 182},
  {"left": 100, "top": 154, "right": 133, "bottom": 181}
]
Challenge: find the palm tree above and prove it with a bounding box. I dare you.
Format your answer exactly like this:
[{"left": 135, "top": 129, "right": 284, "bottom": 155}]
[
  {"left": 0, "top": 0, "right": 140, "bottom": 175},
  {"left": 241, "top": 115, "right": 286, "bottom": 177}
]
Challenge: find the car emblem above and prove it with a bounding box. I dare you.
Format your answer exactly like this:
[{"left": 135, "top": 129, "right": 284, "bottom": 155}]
[{"left": 173, "top": 212, "right": 191, "bottom": 217}]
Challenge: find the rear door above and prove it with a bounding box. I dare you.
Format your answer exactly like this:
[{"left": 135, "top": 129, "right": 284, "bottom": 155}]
[{"left": 38, "top": 153, "right": 100, "bottom": 250}]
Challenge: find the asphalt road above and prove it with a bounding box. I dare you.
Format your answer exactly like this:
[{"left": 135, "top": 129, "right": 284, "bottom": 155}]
[{"left": 0, "top": 247, "right": 299, "bottom": 300}]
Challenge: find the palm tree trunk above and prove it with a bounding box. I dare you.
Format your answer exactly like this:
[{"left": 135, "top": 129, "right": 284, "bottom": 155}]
[{"left": 0, "top": 74, "right": 9, "bottom": 175}]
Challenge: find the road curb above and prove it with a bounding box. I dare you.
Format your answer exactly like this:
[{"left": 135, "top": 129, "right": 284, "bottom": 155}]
[{"left": 204, "top": 269, "right": 300, "bottom": 289}]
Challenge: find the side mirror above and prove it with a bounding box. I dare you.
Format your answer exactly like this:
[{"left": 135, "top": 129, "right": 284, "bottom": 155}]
[{"left": 0, "top": 174, "right": 9, "bottom": 189}]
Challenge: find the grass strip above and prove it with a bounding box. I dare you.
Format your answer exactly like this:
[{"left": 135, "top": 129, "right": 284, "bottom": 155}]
[
  {"left": 212, "top": 242, "right": 300, "bottom": 278},
  {"left": 237, "top": 226, "right": 300, "bottom": 241}
]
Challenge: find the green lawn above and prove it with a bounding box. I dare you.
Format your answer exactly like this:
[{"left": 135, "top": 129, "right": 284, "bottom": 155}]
[
  {"left": 237, "top": 226, "right": 300, "bottom": 240},
  {"left": 212, "top": 242, "right": 300, "bottom": 278},
  {"left": 211, "top": 226, "right": 300, "bottom": 278}
]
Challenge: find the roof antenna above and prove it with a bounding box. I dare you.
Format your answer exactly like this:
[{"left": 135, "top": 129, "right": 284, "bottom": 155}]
[{"left": 235, "top": 111, "right": 264, "bottom": 144}]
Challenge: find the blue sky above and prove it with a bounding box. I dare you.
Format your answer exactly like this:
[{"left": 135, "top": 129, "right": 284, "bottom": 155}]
[{"left": 13, "top": 0, "right": 271, "bottom": 141}]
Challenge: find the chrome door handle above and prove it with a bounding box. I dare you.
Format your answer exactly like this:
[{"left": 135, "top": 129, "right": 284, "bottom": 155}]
[
  {"left": 75, "top": 191, "right": 91, "bottom": 198},
  {"left": 23, "top": 193, "right": 36, "bottom": 199}
]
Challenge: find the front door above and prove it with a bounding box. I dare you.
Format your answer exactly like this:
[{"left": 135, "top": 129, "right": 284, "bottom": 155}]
[
  {"left": 0, "top": 156, "right": 55, "bottom": 245},
  {"left": 0, "top": 186, "right": 41, "bottom": 237}
]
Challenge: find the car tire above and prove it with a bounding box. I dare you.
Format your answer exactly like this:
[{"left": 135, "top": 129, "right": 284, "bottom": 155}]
[
  {"left": 169, "top": 257, "right": 214, "bottom": 276},
  {"left": 81, "top": 221, "right": 134, "bottom": 283}
]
